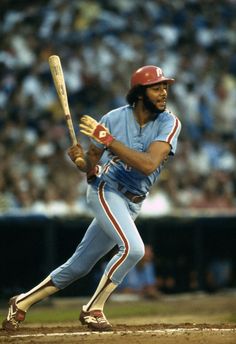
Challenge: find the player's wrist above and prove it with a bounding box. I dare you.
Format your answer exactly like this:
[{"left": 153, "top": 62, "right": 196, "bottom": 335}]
[
  {"left": 93, "top": 124, "right": 114, "bottom": 147},
  {"left": 103, "top": 133, "right": 114, "bottom": 147}
]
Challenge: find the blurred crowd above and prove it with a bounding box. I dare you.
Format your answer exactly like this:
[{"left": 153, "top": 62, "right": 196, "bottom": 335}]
[
  {"left": 1, "top": 0, "right": 236, "bottom": 217},
  {"left": 94, "top": 244, "right": 234, "bottom": 297}
]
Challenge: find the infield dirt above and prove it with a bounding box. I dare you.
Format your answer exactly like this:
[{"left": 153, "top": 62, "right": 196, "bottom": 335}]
[{"left": 0, "top": 292, "right": 236, "bottom": 343}]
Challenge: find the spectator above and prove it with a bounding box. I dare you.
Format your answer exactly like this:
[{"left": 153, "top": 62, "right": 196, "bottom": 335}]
[
  {"left": 0, "top": 0, "right": 236, "bottom": 216},
  {"left": 118, "top": 245, "right": 160, "bottom": 299},
  {"left": 206, "top": 256, "right": 233, "bottom": 292}
]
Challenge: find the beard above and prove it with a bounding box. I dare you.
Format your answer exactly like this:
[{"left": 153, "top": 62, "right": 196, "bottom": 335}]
[{"left": 142, "top": 93, "right": 165, "bottom": 116}]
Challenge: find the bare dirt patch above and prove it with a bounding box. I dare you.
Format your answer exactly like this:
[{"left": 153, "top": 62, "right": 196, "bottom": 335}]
[
  {"left": 1, "top": 324, "right": 236, "bottom": 344},
  {"left": 1, "top": 292, "right": 236, "bottom": 343}
]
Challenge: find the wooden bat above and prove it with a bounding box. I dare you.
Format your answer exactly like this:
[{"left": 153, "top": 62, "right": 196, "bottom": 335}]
[{"left": 48, "top": 55, "right": 85, "bottom": 168}]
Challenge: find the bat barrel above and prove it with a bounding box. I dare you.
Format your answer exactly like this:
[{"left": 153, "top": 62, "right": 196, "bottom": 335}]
[{"left": 49, "top": 55, "right": 77, "bottom": 146}]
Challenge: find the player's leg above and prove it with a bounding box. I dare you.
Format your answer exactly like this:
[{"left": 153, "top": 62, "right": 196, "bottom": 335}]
[
  {"left": 2, "top": 219, "right": 115, "bottom": 331},
  {"left": 1, "top": 276, "right": 58, "bottom": 331},
  {"left": 80, "top": 181, "right": 144, "bottom": 329},
  {"left": 50, "top": 218, "right": 116, "bottom": 289}
]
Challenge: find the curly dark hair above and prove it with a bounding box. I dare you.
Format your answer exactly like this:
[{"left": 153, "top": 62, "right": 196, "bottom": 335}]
[{"left": 126, "top": 85, "right": 146, "bottom": 106}]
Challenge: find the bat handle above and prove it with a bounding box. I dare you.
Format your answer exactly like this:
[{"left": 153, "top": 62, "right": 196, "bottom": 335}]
[
  {"left": 71, "top": 136, "right": 78, "bottom": 146},
  {"left": 70, "top": 136, "right": 85, "bottom": 168},
  {"left": 65, "top": 115, "right": 77, "bottom": 145}
]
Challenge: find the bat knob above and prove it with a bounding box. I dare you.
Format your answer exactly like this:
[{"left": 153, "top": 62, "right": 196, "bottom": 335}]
[{"left": 75, "top": 157, "right": 86, "bottom": 170}]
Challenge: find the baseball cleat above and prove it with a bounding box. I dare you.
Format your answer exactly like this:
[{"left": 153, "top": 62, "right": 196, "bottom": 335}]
[
  {"left": 2, "top": 296, "right": 26, "bottom": 331},
  {"left": 79, "top": 305, "right": 112, "bottom": 331}
]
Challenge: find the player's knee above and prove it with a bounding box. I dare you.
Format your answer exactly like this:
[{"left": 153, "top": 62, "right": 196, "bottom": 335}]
[{"left": 128, "top": 243, "right": 145, "bottom": 265}]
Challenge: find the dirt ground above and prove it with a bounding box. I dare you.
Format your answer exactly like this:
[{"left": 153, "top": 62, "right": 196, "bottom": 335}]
[
  {"left": 1, "top": 323, "right": 236, "bottom": 344},
  {"left": 0, "top": 293, "right": 236, "bottom": 344}
]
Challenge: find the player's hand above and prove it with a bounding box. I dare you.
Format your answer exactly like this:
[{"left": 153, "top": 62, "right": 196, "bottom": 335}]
[
  {"left": 80, "top": 115, "right": 114, "bottom": 147},
  {"left": 67, "top": 143, "right": 86, "bottom": 169}
]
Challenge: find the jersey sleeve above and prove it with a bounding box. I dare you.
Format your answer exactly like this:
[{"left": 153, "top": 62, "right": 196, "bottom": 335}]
[{"left": 155, "top": 112, "right": 181, "bottom": 155}]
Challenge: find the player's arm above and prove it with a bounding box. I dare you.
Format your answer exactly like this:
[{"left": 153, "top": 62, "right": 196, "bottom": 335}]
[
  {"left": 68, "top": 142, "right": 104, "bottom": 173},
  {"left": 109, "top": 140, "right": 170, "bottom": 175},
  {"left": 79, "top": 115, "right": 170, "bottom": 176}
]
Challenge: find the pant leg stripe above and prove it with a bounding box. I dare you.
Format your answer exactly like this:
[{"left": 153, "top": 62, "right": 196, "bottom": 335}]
[{"left": 98, "top": 181, "right": 130, "bottom": 280}]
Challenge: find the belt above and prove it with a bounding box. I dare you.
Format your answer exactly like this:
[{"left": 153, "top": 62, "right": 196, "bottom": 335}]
[{"left": 118, "top": 184, "right": 146, "bottom": 204}]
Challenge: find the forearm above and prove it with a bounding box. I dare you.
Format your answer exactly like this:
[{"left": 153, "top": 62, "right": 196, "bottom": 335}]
[
  {"left": 78, "top": 115, "right": 169, "bottom": 175},
  {"left": 82, "top": 143, "right": 104, "bottom": 173},
  {"left": 109, "top": 140, "right": 162, "bottom": 175}
]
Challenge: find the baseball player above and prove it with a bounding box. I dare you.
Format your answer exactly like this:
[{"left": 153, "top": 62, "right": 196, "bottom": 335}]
[{"left": 2, "top": 65, "right": 181, "bottom": 332}]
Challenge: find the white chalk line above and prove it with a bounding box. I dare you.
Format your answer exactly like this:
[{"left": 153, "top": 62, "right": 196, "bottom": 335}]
[{"left": 7, "top": 328, "right": 236, "bottom": 338}]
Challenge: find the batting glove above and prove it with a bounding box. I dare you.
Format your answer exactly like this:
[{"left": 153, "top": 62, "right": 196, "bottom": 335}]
[{"left": 80, "top": 115, "right": 114, "bottom": 147}]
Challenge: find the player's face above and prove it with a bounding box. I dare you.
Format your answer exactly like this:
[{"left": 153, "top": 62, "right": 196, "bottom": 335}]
[{"left": 144, "top": 82, "right": 168, "bottom": 113}]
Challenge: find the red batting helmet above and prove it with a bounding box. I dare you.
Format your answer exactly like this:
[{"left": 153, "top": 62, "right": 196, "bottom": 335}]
[{"left": 130, "top": 65, "right": 175, "bottom": 88}]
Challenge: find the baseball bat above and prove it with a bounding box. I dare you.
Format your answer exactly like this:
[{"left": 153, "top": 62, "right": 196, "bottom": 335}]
[{"left": 48, "top": 55, "right": 85, "bottom": 168}]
